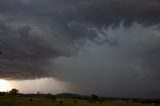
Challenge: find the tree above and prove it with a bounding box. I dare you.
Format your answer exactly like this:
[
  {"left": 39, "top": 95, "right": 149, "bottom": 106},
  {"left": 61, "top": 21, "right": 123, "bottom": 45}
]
[
  {"left": 9, "top": 88, "right": 19, "bottom": 95},
  {"left": 89, "top": 95, "right": 99, "bottom": 103},
  {"left": 91, "top": 95, "right": 99, "bottom": 101},
  {"left": 37, "top": 91, "right": 40, "bottom": 95}
]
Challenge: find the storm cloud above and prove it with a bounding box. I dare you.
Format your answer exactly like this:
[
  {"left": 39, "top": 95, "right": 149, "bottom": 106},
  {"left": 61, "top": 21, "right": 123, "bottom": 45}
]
[
  {"left": 0, "top": 0, "right": 160, "bottom": 97},
  {"left": 54, "top": 23, "right": 160, "bottom": 97}
]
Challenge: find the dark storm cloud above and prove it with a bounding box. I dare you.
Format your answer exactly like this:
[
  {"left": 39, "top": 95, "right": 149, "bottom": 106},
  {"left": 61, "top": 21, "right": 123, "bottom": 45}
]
[
  {"left": 0, "top": 19, "right": 72, "bottom": 79},
  {"left": 0, "top": 0, "right": 160, "bottom": 81},
  {"left": 55, "top": 23, "right": 160, "bottom": 97}
]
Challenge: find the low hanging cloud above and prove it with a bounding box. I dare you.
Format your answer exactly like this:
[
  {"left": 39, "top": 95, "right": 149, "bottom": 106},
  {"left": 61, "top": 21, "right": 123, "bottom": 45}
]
[
  {"left": 0, "top": 0, "right": 160, "bottom": 81},
  {"left": 55, "top": 23, "right": 160, "bottom": 97}
]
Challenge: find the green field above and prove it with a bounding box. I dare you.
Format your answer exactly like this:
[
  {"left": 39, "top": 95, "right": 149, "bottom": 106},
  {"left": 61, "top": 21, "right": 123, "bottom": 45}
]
[{"left": 0, "top": 96, "right": 156, "bottom": 106}]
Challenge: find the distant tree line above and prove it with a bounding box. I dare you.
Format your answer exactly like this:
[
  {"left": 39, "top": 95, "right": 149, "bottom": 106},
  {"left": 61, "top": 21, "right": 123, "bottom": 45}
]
[
  {"left": 0, "top": 88, "right": 19, "bottom": 96},
  {"left": 0, "top": 88, "right": 160, "bottom": 105}
]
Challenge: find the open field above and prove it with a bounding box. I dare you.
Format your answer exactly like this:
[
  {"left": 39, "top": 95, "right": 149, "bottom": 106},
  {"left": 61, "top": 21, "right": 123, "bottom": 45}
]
[{"left": 0, "top": 96, "right": 157, "bottom": 106}]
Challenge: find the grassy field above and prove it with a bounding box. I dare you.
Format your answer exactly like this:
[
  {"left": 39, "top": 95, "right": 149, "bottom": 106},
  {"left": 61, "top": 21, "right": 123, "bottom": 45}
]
[{"left": 0, "top": 96, "right": 157, "bottom": 106}]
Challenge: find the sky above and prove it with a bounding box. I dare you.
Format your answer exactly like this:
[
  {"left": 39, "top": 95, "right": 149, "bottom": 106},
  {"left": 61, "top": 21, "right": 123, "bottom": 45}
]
[{"left": 0, "top": 0, "right": 160, "bottom": 98}]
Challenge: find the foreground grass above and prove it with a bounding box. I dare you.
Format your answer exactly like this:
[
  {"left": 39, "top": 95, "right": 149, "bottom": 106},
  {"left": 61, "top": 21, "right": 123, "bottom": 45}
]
[{"left": 0, "top": 96, "right": 156, "bottom": 106}]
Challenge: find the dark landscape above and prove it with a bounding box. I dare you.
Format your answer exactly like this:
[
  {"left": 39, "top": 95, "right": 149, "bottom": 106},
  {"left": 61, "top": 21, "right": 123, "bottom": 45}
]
[{"left": 0, "top": 89, "right": 160, "bottom": 106}]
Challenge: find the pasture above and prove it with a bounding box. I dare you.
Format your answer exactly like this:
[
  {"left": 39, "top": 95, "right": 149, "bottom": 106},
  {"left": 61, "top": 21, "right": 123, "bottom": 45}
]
[{"left": 0, "top": 96, "right": 156, "bottom": 106}]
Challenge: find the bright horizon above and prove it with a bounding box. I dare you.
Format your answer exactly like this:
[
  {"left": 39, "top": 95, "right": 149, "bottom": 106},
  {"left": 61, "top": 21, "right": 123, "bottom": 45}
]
[
  {"left": 0, "top": 78, "right": 75, "bottom": 94},
  {"left": 0, "top": 79, "right": 11, "bottom": 92}
]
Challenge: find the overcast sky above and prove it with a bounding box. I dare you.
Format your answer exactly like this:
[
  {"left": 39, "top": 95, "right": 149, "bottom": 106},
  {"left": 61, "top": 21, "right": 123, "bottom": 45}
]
[{"left": 0, "top": 0, "right": 160, "bottom": 98}]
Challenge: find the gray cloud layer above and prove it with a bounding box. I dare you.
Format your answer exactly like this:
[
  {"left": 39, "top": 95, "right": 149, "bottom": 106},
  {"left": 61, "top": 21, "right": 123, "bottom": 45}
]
[
  {"left": 54, "top": 23, "right": 160, "bottom": 97},
  {"left": 0, "top": 0, "right": 160, "bottom": 97}
]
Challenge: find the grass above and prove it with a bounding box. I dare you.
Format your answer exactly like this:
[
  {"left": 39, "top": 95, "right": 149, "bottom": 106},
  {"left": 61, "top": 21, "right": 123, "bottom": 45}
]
[{"left": 0, "top": 96, "right": 156, "bottom": 106}]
